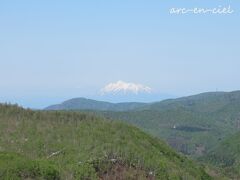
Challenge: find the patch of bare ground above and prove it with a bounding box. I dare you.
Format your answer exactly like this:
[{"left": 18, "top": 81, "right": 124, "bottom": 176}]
[{"left": 98, "top": 161, "right": 155, "bottom": 180}]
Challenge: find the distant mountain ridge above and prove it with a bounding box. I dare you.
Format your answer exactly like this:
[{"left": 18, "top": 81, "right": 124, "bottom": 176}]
[
  {"left": 139, "top": 90, "right": 240, "bottom": 112},
  {"left": 45, "top": 97, "right": 148, "bottom": 111},
  {"left": 45, "top": 90, "right": 240, "bottom": 112}
]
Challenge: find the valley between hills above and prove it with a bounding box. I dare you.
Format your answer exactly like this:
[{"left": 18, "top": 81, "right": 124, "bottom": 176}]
[{"left": 1, "top": 91, "right": 240, "bottom": 179}]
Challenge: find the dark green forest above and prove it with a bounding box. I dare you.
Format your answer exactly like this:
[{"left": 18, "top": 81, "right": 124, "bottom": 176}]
[
  {"left": 93, "top": 91, "right": 240, "bottom": 158},
  {"left": 203, "top": 132, "right": 240, "bottom": 179}
]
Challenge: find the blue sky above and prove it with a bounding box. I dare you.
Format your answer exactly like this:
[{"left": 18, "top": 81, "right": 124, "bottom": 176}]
[{"left": 0, "top": 0, "right": 240, "bottom": 108}]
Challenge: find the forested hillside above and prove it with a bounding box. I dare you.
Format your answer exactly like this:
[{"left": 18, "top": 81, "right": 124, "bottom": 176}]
[
  {"left": 45, "top": 97, "right": 147, "bottom": 111},
  {"left": 93, "top": 91, "right": 240, "bottom": 156},
  {"left": 204, "top": 131, "right": 240, "bottom": 179}
]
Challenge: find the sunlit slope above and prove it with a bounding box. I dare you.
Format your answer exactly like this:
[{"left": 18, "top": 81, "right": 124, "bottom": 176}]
[{"left": 0, "top": 104, "right": 210, "bottom": 179}]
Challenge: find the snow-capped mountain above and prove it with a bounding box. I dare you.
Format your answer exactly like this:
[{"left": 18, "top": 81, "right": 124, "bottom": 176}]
[
  {"left": 101, "top": 80, "right": 152, "bottom": 95},
  {"left": 98, "top": 80, "right": 170, "bottom": 102}
]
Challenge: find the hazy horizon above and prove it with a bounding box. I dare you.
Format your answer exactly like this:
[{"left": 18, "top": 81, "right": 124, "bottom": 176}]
[{"left": 1, "top": 0, "right": 239, "bottom": 108}]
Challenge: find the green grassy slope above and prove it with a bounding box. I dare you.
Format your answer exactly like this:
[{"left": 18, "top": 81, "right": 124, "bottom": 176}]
[
  {"left": 0, "top": 104, "right": 210, "bottom": 179},
  {"left": 204, "top": 131, "right": 240, "bottom": 178},
  {"left": 0, "top": 152, "right": 59, "bottom": 180},
  {"left": 95, "top": 91, "right": 240, "bottom": 156}
]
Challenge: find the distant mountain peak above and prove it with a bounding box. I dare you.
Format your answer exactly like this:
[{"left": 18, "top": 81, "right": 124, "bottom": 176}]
[{"left": 100, "top": 80, "right": 152, "bottom": 95}]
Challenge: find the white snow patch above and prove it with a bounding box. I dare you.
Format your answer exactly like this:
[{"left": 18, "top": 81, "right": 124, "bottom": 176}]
[{"left": 101, "top": 80, "right": 152, "bottom": 95}]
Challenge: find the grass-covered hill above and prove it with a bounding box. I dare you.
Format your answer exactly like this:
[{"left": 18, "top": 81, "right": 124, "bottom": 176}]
[
  {"left": 0, "top": 104, "right": 210, "bottom": 179},
  {"left": 204, "top": 131, "right": 240, "bottom": 179},
  {"left": 45, "top": 97, "right": 147, "bottom": 111},
  {"left": 92, "top": 91, "right": 240, "bottom": 156}
]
